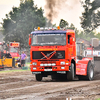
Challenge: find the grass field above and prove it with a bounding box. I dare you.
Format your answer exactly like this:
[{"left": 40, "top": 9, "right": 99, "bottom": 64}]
[{"left": 0, "top": 62, "right": 30, "bottom": 73}]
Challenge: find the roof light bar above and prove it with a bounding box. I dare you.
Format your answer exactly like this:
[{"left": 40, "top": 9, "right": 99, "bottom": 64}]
[{"left": 34, "top": 26, "right": 66, "bottom": 31}]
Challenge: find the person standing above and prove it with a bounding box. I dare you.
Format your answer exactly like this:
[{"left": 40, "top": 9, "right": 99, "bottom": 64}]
[
  {"left": 21, "top": 51, "right": 27, "bottom": 67},
  {"left": 5, "top": 51, "right": 12, "bottom": 58}
]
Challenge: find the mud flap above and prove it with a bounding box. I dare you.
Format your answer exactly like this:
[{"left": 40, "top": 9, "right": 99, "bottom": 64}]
[{"left": 76, "top": 63, "right": 87, "bottom": 76}]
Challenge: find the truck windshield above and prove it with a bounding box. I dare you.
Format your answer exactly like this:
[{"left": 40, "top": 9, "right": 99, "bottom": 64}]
[
  {"left": 32, "top": 33, "right": 66, "bottom": 46},
  {"left": 10, "top": 47, "right": 18, "bottom": 53}
]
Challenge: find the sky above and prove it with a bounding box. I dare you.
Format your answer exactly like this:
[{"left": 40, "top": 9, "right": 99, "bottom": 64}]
[{"left": 0, "top": 0, "right": 84, "bottom": 30}]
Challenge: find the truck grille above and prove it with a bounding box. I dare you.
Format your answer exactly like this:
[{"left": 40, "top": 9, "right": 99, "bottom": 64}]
[{"left": 32, "top": 51, "right": 65, "bottom": 59}]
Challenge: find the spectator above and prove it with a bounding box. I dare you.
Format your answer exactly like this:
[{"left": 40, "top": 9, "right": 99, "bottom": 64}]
[
  {"left": 5, "top": 51, "right": 12, "bottom": 58},
  {"left": 21, "top": 51, "right": 27, "bottom": 67}
]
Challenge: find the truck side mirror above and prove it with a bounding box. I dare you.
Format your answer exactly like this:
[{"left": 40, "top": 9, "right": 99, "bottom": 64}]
[
  {"left": 70, "top": 37, "right": 73, "bottom": 45},
  {"left": 29, "top": 34, "right": 31, "bottom": 46}
]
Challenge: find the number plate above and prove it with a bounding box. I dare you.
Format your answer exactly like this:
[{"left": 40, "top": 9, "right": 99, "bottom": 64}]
[{"left": 44, "top": 69, "right": 52, "bottom": 71}]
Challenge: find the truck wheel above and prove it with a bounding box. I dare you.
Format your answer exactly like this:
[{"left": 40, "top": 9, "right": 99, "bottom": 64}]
[
  {"left": 35, "top": 74, "right": 42, "bottom": 81},
  {"left": 86, "top": 61, "right": 94, "bottom": 81},
  {"left": 67, "top": 63, "right": 74, "bottom": 81},
  {"left": 78, "top": 62, "right": 94, "bottom": 81}
]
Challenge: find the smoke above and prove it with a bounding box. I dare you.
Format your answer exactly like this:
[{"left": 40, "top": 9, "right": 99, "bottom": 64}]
[
  {"left": 45, "top": 0, "right": 80, "bottom": 23},
  {"left": 45, "top": 0, "right": 66, "bottom": 22}
]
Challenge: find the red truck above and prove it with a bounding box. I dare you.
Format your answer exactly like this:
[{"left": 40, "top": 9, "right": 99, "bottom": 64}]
[{"left": 29, "top": 27, "right": 94, "bottom": 81}]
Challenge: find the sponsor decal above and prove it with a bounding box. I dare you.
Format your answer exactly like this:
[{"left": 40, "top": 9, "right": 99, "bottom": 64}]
[{"left": 39, "top": 48, "right": 58, "bottom": 51}]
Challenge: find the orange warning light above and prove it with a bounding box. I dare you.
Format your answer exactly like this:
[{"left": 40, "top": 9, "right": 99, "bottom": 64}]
[
  {"left": 37, "top": 27, "right": 40, "bottom": 30},
  {"left": 57, "top": 26, "right": 60, "bottom": 30}
]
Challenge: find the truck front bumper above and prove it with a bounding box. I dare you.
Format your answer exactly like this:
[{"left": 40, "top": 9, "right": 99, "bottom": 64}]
[{"left": 30, "top": 65, "right": 69, "bottom": 72}]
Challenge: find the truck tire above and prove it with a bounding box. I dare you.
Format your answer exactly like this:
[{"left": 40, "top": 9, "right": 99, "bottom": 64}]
[
  {"left": 35, "top": 74, "right": 42, "bottom": 81},
  {"left": 67, "top": 63, "right": 74, "bottom": 81},
  {"left": 78, "top": 61, "right": 94, "bottom": 81},
  {"left": 86, "top": 61, "right": 94, "bottom": 81}
]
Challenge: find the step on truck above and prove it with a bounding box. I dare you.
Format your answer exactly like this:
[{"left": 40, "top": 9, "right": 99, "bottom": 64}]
[{"left": 29, "top": 27, "right": 95, "bottom": 81}]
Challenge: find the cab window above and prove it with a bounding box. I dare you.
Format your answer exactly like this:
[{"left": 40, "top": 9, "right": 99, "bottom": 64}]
[{"left": 68, "top": 35, "right": 71, "bottom": 44}]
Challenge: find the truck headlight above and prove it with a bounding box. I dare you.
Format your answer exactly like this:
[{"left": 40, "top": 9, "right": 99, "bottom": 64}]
[
  {"left": 32, "top": 62, "right": 37, "bottom": 65},
  {"left": 60, "top": 61, "right": 65, "bottom": 65}
]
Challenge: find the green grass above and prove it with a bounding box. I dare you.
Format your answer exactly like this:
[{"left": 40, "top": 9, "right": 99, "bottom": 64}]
[{"left": 0, "top": 62, "right": 30, "bottom": 74}]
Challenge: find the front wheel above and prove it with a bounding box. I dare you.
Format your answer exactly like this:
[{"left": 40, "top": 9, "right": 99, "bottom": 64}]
[
  {"left": 35, "top": 74, "right": 42, "bottom": 81},
  {"left": 67, "top": 63, "right": 74, "bottom": 81}
]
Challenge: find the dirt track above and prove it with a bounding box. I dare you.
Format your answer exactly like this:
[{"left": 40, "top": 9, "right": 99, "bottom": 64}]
[{"left": 0, "top": 61, "right": 100, "bottom": 100}]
